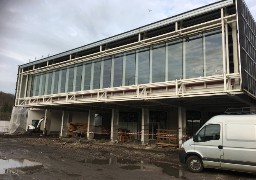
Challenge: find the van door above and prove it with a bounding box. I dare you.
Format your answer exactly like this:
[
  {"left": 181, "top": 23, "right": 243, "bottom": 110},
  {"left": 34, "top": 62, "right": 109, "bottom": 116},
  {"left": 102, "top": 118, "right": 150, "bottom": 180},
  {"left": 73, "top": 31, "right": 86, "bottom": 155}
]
[{"left": 194, "top": 123, "right": 223, "bottom": 168}]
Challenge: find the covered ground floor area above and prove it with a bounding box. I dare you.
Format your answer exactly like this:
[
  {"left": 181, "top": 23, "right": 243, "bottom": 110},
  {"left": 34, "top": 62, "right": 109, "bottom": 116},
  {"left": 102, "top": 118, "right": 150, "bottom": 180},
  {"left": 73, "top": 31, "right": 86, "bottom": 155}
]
[{"left": 24, "top": 93, "right": 256, "bottom": 146}]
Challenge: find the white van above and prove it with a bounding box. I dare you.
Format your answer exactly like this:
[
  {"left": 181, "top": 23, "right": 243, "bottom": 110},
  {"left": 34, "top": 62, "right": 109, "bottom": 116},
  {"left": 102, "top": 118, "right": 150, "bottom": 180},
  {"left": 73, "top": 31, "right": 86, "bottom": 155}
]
[{"left": 179, "top": 114, "right": 256, "bottom": 173}]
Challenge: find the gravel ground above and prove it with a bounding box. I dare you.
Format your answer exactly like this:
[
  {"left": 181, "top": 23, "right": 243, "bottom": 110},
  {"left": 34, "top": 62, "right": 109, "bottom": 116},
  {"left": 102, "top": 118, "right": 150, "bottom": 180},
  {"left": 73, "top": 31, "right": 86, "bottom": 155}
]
[{"left": 0, "top": 136, "right": 255, "bottom": 180}]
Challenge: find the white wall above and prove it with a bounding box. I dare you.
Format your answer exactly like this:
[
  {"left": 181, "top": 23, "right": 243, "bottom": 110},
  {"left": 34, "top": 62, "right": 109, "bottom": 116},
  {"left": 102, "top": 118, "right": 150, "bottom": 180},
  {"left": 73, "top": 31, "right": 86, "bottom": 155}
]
[
  {"left": 27, "top": 109, "right": 45, "bottom": 130},
  {"left": 0, "top": 121, "right": 10, "bottom": 133}
]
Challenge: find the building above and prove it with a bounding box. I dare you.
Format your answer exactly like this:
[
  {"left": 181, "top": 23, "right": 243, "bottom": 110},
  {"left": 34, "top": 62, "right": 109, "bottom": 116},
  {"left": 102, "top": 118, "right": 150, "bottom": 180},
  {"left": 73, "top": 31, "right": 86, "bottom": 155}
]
[{"left": 14, "top": 0, "right": 256, "bottom": 145}]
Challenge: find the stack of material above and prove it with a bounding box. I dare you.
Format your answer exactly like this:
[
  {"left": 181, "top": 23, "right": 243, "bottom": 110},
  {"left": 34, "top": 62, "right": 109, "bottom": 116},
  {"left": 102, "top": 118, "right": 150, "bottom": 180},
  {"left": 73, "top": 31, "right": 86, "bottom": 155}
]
[
  {"left": 156, "top": 129, "right": 178, "bottom": 147},
  {"left": 67, "top": 122, "right": 87, "bottom": 137},
  {"left": 118, "top": 128, "right": 130, "bottom": 142}
]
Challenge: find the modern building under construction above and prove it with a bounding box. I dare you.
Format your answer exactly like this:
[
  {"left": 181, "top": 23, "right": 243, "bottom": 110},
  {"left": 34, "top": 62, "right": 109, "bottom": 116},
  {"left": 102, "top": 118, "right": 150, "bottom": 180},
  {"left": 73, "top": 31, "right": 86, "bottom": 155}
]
[{"left": 13, "top": 0, "right": 256, "bottom": 146}]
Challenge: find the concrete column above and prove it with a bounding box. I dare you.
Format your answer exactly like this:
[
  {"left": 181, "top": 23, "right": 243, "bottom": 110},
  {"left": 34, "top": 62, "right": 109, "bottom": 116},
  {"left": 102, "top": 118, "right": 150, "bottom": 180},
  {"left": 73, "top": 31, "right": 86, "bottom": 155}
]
[
  {"left": 111, "top": 109, "right": 119, "bottom": 142},
  {"left": 43, "top": 109, "right": 48, "bottom": 136},
  {"left": 87, "top": 110, "right": 95, "bottom": 140},
  {"left": 141, "top": 108, "right": 149, "bottom": 145},
  {"left": 178, "top": 107, "right": 186, "bottom": 147},
  {"left": 60, "top": 111, "right": 65, "bottom": 137}
]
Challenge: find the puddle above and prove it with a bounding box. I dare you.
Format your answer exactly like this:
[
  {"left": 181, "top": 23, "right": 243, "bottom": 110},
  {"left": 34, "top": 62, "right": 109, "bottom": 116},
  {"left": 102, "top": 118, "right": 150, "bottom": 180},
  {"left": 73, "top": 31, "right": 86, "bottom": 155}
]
[
  {"left": 85, "top": 156, "right": 184, "bottom": 178},
  {"left": 0, "top": 159, "right": 42, "bottom": 174}
]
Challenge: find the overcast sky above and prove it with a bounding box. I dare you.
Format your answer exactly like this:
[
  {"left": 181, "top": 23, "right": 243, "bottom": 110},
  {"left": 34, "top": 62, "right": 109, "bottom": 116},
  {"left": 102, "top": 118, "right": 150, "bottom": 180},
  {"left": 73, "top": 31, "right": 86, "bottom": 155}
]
[{"left": 0, "top": 0, "right": 255, "bottom": 94}]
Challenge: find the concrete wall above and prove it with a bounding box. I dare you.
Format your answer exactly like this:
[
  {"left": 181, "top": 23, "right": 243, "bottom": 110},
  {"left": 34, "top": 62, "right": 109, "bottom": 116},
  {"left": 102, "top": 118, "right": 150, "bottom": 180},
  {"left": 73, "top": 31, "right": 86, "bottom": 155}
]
[
  {"left": 48, "top": 110, "right": 62, "bottom": 132},
  {"left": 0, "top": 121, "right": 10, "bottom": 133},
  {"left": 27, "top": 109, "right": 45, "bottom": 130}
]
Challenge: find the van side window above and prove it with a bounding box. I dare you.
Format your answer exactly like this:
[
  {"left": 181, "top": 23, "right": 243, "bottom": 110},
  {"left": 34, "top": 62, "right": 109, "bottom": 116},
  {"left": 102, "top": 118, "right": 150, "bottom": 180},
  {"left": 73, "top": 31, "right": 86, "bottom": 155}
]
[{"left": 197, "top": 124, "right": 220, "bottom": 142}]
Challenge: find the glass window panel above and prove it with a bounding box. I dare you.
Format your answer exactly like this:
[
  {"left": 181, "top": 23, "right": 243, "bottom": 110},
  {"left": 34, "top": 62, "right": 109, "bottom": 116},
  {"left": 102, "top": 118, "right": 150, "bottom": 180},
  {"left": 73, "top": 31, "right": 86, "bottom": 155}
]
[
  {"left": 205, "top": 32, "right": 223, "bottom": 76},
  {"left": 47, "top": 72, "right": 53, "bottom": 95},
  {"left": 113, "top": 55, "right": 123, "bottom": 87},
  {"left": 84, "top": 63, "right": 92, "bottom": 90},
  {"left": 103, "top": 58, "right": 112, "bottom": 88},
  {"left": 33, "top": 75, "right": 40, "bottom": 96},
  {"left": 138, "top": 48, "right": 150, "bottom": 84},
  {"left": 168, "top": 41, "right": 183, "bottom": 80},
  {"left": 93, "top": 61, "right": 101, "bottom": 89},
  {"left": 29, "top": 75, "right": 34, "bottom": 97},
  {"left": 20, "top": 75, "right": 26, "bottom": 98},
  {"left": 75, "top": 65, "right": 83, "bottom": 91},
  {"left": 60, "top": 69, "right": 67, "bottom": 93},
  {"left": 68, "top": 67, "right": 74, "bottom": 92},
  {"left": 53, "top": 71, "right": 60, "bottom": 94},
  {"left": 152, "top": 45, "right": 166, "bottom": 83},
  {"left": 40, "top": 74, "right": 46, "bottom": 96},
  {"left": 185, "top": 36, "right": 204, "bottom": 78},
  {"left": 125, "top": 52, "right": 136, "bottom": 86}
]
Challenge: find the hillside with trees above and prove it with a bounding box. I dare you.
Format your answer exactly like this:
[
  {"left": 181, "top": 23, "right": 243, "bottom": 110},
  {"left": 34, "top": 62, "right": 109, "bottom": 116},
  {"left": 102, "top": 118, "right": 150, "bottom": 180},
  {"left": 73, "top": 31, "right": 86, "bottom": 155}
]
[{"left": 0, "top": 91, "right": 15, "bottom": 120}]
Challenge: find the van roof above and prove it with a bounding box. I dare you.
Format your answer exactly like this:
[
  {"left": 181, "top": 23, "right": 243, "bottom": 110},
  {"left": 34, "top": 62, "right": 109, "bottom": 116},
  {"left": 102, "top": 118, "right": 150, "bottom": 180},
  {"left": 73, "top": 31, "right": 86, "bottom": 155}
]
[{"left": 207, "top": 114, "right": 256, "bottom": 123}]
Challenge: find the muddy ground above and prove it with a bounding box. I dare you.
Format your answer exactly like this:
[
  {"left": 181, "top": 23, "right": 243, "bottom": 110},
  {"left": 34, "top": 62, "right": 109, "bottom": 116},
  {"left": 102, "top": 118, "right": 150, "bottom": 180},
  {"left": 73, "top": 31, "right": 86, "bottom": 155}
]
[{"left": 0, "top": 136, "right": 255, "bottom": 180}]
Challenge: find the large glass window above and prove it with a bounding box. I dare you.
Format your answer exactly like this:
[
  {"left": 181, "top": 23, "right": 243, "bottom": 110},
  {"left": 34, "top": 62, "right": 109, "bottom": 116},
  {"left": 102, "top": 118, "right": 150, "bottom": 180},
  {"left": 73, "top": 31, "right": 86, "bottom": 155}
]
[
  {"left": 103, "top": 58, "right": 112, "bottom": 88},
  {"left": 125, "top": 52, "right": 136, "bottom": 86},
  {"left": 39, "top": 74, "right": 46, "bottom": 96},
  {"left": 75, "top": 65, "right": 83, "bottom": 91},
  {"left": 185, "top": 35, "right": 204, "bottom": 78},
  {"left": 138, "top": 48, "right": 150, "bottom": 84},
  {"left": 84, "top": 63, "right": 92, "bottom": 90},
  {"left": 93, "top": 61, "right": 101, "bottom": 89},
  {"left": 53, "top": 70, "right": 60, "bottom": 94},
  {"left": 60, "top": 69, "right": 67, "bottom": 93},
  {"left": 168, "top": 41, "right": 183, "bottom": 80},
  {"left": 33, "top": 75, "right": 40, "bottom": 96},
  {"left": 68, "top": 67, "right": 74, "bottom": 92},
  {"left": 205, "top": 31, "right": 223, "bottom": 76},
  {"left": 113, "top": 55, "right": 123, "bottom": 87},
  {"left": 19, "top": 75, "right": 27, "bottom": 98},
  {"left": 152, "top": 44, "right": 166, "bottom": 83},
  {"left": 47, "top": 72, "right": 53, "bottom": 95}
]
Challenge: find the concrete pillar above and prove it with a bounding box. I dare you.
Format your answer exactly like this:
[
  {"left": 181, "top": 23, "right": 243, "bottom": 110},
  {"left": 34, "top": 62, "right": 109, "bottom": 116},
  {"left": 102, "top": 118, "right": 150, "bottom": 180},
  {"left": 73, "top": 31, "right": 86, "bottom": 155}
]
[
  {"left": 87, "top": 110, "right": 95, "bottom": 140},
  {"left": 43, "top": 109, "right": 48, "bottom": 136},
  {"left": 111, "top": 109, "right": 119, "bottom": 142},
  {"left": 178, "top": 107, "right": 186, "bottom": 147},
  {"left": 141, "top": 108, "right": 149, "bottom": 145},
  {"left": 60, "top": 111, "right": 65, "bottom": 137}
]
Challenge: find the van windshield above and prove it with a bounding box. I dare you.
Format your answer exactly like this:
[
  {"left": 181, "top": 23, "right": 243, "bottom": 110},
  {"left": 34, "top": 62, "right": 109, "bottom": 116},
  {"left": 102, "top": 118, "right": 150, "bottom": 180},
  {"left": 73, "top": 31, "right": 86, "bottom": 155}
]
[{"left": 197, "top": 124, "right": 220, "bottom": 142}]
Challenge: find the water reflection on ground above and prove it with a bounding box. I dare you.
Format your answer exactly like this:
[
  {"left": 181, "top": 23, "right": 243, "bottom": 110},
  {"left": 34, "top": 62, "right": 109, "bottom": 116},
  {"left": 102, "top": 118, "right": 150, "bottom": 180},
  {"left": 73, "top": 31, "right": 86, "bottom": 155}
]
[
  {"left": 86, "top": 155, "right": 184, "bottom": 178},
  {"left": 0, "top": 159, "right": 42, "bottom": 174}
]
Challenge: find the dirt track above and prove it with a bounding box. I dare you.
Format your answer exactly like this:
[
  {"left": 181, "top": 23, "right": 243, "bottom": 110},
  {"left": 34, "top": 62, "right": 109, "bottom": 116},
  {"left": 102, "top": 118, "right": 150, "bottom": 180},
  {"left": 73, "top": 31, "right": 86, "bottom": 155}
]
[{"left": 0, "top": 136, "right": 255, "bottom": 180}]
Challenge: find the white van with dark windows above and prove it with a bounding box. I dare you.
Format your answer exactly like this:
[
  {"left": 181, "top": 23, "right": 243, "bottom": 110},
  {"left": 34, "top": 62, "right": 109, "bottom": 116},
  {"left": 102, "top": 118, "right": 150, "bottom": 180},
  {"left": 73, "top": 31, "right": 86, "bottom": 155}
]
[{"left": 179, "top": 114, "right": 256, "bottom": 173}]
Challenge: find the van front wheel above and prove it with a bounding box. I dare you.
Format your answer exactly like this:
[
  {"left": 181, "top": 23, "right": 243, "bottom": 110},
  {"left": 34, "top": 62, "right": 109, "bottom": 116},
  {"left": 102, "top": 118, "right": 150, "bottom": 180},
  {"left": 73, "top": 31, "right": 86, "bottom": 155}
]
[{"left": 186, "top": 155, "right": 203, "bottom": 173}]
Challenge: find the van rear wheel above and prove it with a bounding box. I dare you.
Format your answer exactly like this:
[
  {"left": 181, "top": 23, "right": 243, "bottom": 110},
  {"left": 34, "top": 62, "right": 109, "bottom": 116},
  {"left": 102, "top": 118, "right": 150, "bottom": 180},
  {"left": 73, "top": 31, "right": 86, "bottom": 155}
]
[{"left": 186, "top": 155, "right": 203, "bottom": 173}]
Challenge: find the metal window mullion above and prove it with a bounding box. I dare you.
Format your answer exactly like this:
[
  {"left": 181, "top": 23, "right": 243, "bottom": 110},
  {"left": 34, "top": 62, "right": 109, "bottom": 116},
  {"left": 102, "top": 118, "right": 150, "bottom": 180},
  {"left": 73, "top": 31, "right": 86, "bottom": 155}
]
[
  {"left": 51, "top": 72, "right": 54, "bottom": 94},
  {"left": 81, "top": 64, "right": 85, "bottom": 91},
  {"left": 123, "top": 53, "right": 126, "bottom": 86},
  {"left": 90, "top": 63, "right": 94, "bottom": 90},
  {"left": 100, "top": 60, "right": 104, "bottom": 89},
  {"left": 39, "top": 75, "right": 43, "bottom": 96},
  {"left": 225, "top": 21, "right": 230, "bottom": 74},
  {"left": 66, "top": 68, "right": 69, "bottom": 93},
  {"left": 165, "top": 42, "right": 168, "bottom": 81},
  {"left": 18, "top": 74, "right": 23, "bottom": 99},
  {"left": 149, "top": 47, "right": 152, "bottom": 83},
  {"left": 135, "top": 50, "right": 138, "bottom": 85},
  {"left": 45, "top": 73, "right": 49, "bottom": 95},
  {"left": 111, "top": 57, "right": 114, "bottom": 88},
  {"left": 58, "top": 70, "right": 61, "bottom": 94},
  {"left": 183, "top": 39, "right": 186, "bottom": 79},
  {"left": 203, "top": 34, "right": 206, "bottom": 77},
  {"left": 73, "top": 66, "right": 77, "bottom": 92},
  {"left": 221, "top": 8, "right": 227, "bottom": 91},
  {"left": 24, "top": 75, "right": 29, "bottom": 97}
]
